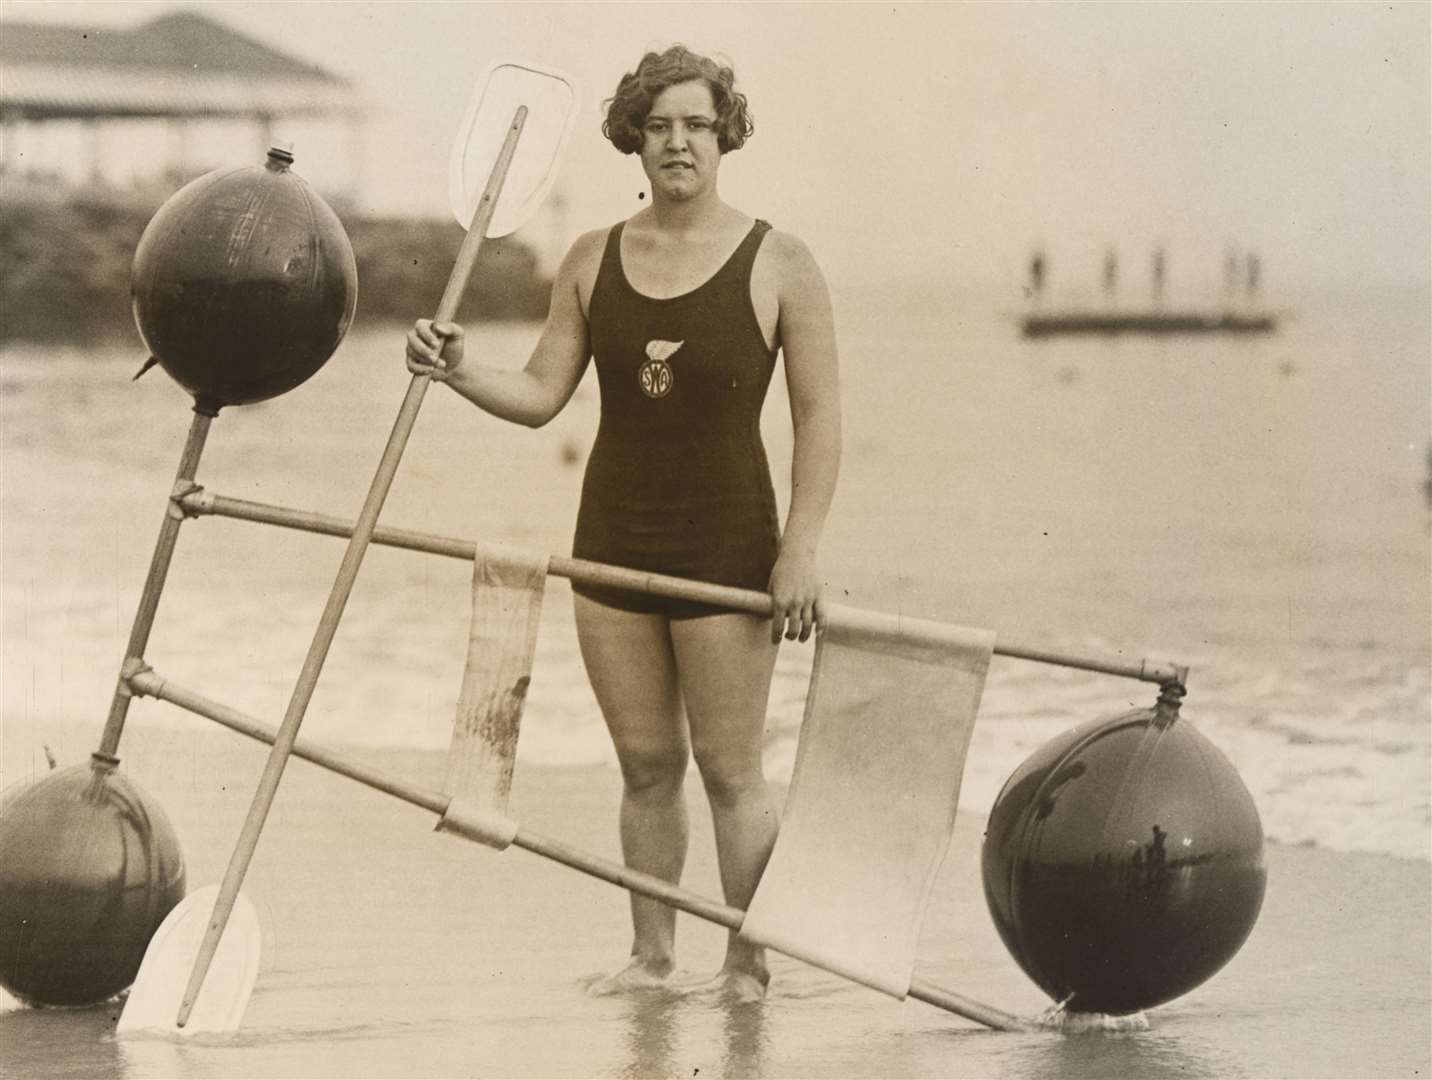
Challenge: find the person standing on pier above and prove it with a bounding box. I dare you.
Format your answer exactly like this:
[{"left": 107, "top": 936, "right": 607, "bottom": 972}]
[{"left": 1028, "top": 249, "right": 1047, "bottom": 306}]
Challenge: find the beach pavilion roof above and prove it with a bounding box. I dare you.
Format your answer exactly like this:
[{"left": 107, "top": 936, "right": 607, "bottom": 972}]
[{"left": 0, "top": 11, "right": 358, "bottom": 121}]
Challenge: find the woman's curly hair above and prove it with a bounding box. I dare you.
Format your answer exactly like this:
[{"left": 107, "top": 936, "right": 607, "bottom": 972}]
[{"left": 602, "top": 46, "right": 754, "bottom": 155}]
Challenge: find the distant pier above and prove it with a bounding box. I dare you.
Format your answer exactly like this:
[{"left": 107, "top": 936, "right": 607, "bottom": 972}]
[
  {"left": 1021, "top": 243, "right": 1282, "bottom": 338},
  {"left": 1021, "top": 310, "right": 1277, "bottom": 338}
]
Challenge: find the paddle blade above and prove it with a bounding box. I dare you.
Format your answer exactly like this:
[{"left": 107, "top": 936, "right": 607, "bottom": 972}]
[
  {"left": 117, "top": 885, "right": 261, "bottom": 1038},
  {"left": 449, "top": 59, "right": 577, "bottom": 237}
]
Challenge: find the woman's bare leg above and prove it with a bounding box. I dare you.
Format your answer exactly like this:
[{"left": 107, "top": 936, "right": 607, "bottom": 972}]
[
  {"left": 670, "top": 613, "right": 780, "bottom": 999},
  {"left": 574, "top": 594, "right": 689, "bottom": 992}
]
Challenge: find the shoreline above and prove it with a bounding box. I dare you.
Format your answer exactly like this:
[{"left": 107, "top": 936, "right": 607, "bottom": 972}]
[
  {"left": 4, "top": 715, "right": 1428, "bottom": 868},
  {"left": 2, "top": 749, "right": 1428, "bottom": 1079},
  {"left": 3, "top": 327, "right": 1428, "bottom": 867}
]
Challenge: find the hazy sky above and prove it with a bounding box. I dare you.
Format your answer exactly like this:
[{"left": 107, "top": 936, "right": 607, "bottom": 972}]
[{"left": 5, "top": 1, "right": 1429, "bottom": 298}]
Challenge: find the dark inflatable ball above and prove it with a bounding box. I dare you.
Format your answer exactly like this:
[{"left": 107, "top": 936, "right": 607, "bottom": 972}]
[
  {"left": 0, "top": 762, "right": 185, "bottom": 1006},
  {"left": 982, "top": 703, "right": 1266, "bottom": 1015},
  {"left": 131, "top": 145, "right": 358, "bottom": 412}
]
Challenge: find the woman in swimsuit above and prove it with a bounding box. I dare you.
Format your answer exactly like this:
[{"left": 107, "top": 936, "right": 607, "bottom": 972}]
[{"left": 406, "top": 45, "right": 841, "bottom": 1001}]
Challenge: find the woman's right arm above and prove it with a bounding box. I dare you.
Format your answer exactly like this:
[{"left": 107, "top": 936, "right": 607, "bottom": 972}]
[{"left": 405, "top": 230, "right": 602, "bottom": 428}]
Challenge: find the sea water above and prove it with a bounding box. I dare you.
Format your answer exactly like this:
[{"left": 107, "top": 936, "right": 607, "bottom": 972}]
[
  {"left": 4, "top": 281, "right": 1426, "bottom": 860},
  {"left": 1, "top": 283, "right": 1428, "bottom": 1079}
]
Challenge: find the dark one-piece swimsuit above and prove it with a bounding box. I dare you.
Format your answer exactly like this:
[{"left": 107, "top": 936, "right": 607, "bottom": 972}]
[{"left": 571, "top": 218, "right": 780, "bottom": 619}]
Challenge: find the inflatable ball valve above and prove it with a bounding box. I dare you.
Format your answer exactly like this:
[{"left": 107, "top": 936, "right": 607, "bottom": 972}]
[
  {"left": 981, "top": 698, "right": 1266, "bottom": 1016},
  {"left": 0, "top": 762, "right": 185, "bottom": 1007},
  {"left": 131, "top": 144, "right": 358, "bottom": 412}
]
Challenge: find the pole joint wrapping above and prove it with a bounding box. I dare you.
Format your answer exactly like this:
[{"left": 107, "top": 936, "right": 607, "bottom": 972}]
[
  {"left": 436, "top": 796, "right": 520, "bottom": 850},
  {"left": 176, "top": 487, "right": 214, "bottom": 517},
  {"left": 121, "top": 656, "right": 160, "bottom": 698},
  {"left": 1155, "top": 676, "right": 1187, "bottom": 719},
  {"left": 169, "top": 480, "right": 204, "bottom": 521}
]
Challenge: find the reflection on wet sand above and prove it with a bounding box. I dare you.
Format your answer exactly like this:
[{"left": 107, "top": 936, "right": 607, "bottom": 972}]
[
  {"left": 618, "top": 990, "right": 770, "bottom": 1079},
  {"left": 720, "top": 998, "right": 769, "bottom": 1079},
  {"left": 1007, "top": 1022, "right": 1237, "bottom": 1080},
  {"left": 619, "top": 992, "right": 680, "bottom": 1079},
  {"left": 0, "top": 1003, "right": 122, "bottom": 1077}
]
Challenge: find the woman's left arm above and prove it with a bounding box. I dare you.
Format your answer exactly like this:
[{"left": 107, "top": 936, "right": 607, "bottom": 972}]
[{"left": 768, "top": 232, "right": 842, "bottom": 644}]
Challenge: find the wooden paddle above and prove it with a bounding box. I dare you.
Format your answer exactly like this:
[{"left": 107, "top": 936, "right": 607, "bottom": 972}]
[
  {"left": 118, "top": 60, "right": 577, "bottom": 1037},
  {"left": 116, "top": 886, "right": 260, "bottom": 1036}
]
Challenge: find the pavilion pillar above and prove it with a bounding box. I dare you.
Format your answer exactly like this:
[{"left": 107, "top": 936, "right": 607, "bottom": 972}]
[
  {"left": 85, "top": 117, "right": 103, "bottom": 186},
  {"left": 166, "top": 116, "right": 191, "bottom": 183},
  {"left": 346, "top": 112, "right": 364, "bottom": 208},
  {"left": 0, "top": 111, "right": 19, "bottom": 176}
]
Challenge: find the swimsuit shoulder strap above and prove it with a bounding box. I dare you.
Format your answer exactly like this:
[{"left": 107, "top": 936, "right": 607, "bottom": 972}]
[
  {"left": 590, "top": 221, "right": 628, "bottom": 306},
  {"left": 718, "top": 219, "right": 772, "bottom": 285}
]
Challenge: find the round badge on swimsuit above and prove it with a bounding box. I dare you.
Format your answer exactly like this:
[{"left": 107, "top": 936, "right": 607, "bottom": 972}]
[{"left": 639, "top": 339, "right": 683, "bottom": 399}]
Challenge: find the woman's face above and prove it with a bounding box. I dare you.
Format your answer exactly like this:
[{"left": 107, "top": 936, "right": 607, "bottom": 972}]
[{"left": 639, "top": 80, "right": 722, "bottom": 202}]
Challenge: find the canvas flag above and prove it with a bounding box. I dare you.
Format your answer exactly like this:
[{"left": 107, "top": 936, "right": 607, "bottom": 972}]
[
  {"left": 440, "top": 542, "right": 549, "bottom": 812},
  {"left": 740, "top": 608, "right": 996, "bottom": 997}
]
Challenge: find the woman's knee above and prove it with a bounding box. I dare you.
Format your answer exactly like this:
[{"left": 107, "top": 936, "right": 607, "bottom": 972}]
[
  {"left": 616, "top": 738, "right": 690, "bottom": 796},
  {"left": 691, "top": 741, "right": 766, "bottom": 808}
]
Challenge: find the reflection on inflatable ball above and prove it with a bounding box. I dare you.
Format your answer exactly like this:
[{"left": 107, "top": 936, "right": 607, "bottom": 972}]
[
  {"left": 982, "top": 705, "right": 1266, "bottom": 1015},
  {"left": 0, "top": 763, "right": 185, "bottom": 1007},
  {"left": 131, "top": 145, "right": 358, "bottom": 412}
]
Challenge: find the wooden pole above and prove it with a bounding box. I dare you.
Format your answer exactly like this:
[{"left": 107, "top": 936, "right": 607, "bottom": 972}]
[
  {"left": 177, "top": 488, "right": 1188, "bottom": 688},
  {"left": 127, "top": 667, "right": 1027, "bottom": 1032},
  {"left": 93, "top": 407, "right": 213, "bottom": 763},
  {"left": 174, "top": 107, "right": 529, "bottom": 1028}
]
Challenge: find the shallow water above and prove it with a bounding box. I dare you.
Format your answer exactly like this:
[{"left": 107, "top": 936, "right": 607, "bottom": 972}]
[
  {"left": 1, "top": 282, "right": 1429, "bottom": 1077},
  {"left": 4, "top": 283, "right": 1428, "bottom": 858},
  {"left": 0, "top": 747, "right": 1427, "bottom": 1079}
]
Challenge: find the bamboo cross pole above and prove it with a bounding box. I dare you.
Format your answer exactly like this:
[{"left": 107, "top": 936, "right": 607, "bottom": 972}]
[
  {"left": 93, "top": 406, "right": 214, "bottom": 765},
  {"left": 174, "top": 107, "right": 530, "bottom": 1028},
  {"left": 176, "top": 488, "right": 1190, "bottom": 688},
  {"left": 126, "top": 666, "right": 1029, "bottom": 1032}
]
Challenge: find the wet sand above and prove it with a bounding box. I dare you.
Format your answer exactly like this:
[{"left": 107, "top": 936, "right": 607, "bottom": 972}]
[{"left": 1, "top": 724, "right": 1429, "bottom": 1079}]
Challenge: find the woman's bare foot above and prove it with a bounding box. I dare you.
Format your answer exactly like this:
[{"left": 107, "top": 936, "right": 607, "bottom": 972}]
[
  {"left": 675, "top": 966, "right": 769, "bottom": 1004},
  {"left": 580, "top": 957, "right": 677, "bottom": 996}
]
